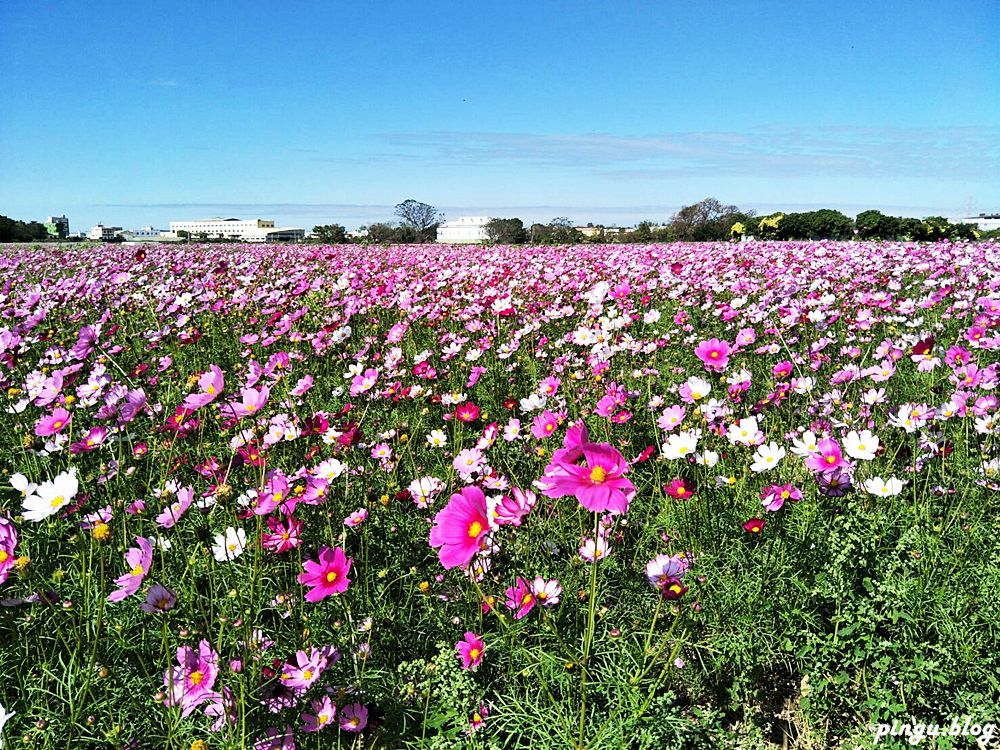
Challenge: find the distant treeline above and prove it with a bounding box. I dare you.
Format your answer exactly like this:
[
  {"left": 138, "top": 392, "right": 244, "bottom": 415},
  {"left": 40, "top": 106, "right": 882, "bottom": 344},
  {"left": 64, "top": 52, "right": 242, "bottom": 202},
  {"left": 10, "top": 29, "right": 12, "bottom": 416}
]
[
  {"left": 0, "top": 215, "right": 51, "bottom": 243},
  {"left": 315, "top": 198, "right": 995, "bottom": 245}
]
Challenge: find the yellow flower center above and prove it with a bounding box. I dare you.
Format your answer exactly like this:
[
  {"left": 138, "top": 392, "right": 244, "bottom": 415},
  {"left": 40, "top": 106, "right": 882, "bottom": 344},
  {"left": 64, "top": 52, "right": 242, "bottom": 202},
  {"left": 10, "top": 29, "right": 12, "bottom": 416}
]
[
  {"left": 825, "top": 455, "right": 836, "bottom": 464},
  {"left": 50, "top": 495, "right": 65, "bottom": 508},
  {"left": 676, "top": 486, "right": 686, "bottom": 495},
  {"left": 589, "top": 466, "right": 607, "bottom": 484},
  {"left": 468, "top": 648, "right": 481, "bottom": 660},
  {"left": 0, "top": 550, "right": 8, "bottom": 563},
  {"left": 53, "top": 420, "right": 63, "bottom": 430},
  {"left": 669, "top": 584, "right": 682, "bottom": 595},
  {"left": 189, "top": 671, "right": 204, "bottom": 686},
  {"left": 326, "top": 571, "right": 338, "bottom": 583},
  {"left": 545, "top": 423, "right": 554, "bottom": 432},
  {"left": 303, "top": 669, "right": 313, "bottom": 680},
  {"left": 273, "top": 491, "right": 283, "bottom": 503},
  {"left": 468, "top": 521, "right": 483, "bottom": 538},
  {"left": 781, "top": 490, "right": 790, "bottom": 499},
  {"left": 130, "top": 564, "right": 144, "bottom": 576},
  {"left": 521, "top": 593, "right": 533, "bottom": 606},
  {"left": 207, "top": 385, "right": 216, "bottom": 395},
  {"left": 319, "top": 714, "right": 329, "bottom": 724},
  {"left": 710, "top": 351, "right": 719, "bottom": 359}
]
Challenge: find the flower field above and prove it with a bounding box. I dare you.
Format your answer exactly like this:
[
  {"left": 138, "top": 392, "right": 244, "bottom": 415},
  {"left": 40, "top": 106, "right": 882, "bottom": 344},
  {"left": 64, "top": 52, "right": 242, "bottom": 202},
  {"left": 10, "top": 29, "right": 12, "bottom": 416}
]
[{"left": 0, "top": 240, "right": 998, "bottom": 749}]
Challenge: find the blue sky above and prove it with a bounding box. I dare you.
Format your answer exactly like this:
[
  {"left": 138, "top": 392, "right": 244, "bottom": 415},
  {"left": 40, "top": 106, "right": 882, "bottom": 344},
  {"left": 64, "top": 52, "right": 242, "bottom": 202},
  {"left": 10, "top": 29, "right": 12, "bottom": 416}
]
[{"left": 1, "top": 0, "right": 997, "bottom": 232}]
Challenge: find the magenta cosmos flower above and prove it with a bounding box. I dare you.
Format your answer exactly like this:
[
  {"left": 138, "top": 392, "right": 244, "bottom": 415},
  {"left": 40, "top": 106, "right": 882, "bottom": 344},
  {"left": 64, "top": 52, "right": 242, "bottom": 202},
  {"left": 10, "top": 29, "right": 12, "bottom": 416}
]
[
  {"left": 0, "top": 514, "right": 18, "bottom": 586},
  {"left": 504, "top": 577, "right": 536, "bottom": 619},
  {"left": 455, "top": 631, "right": 485, "bottom": 671},
  {"left": 804, "top": 438, "right": 846, "bottom": 474},
  {"left": 298, "top": 546, "right": 352, "bottom": 601},
  {"left": 694, "top": 338, "right": 732, "bottom": 372},
  {"left": 531, "top": 410, "right": 560, "bottom": 439},
  {"left": 108, "top": 536, "right": 153, "bottom": 602},
  {"left": 35, "top": 407, "right": 71, "bottom": 437},
  {"left": 164, "top": 640, "right": 219, "bottom": 717},
  {"left": 541, "top": 443, "right": 635, "bottom": 514},
  {"left": 429, "top": 486, "right": 490, "bottom": 570},
  {"left": 229, "top": 385, "right": 270, "bottom": 419}
]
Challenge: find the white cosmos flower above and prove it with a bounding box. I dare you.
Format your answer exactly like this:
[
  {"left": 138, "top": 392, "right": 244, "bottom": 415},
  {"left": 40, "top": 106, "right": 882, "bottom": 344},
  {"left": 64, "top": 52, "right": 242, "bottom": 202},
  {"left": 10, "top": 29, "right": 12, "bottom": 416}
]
[
  {"left": 727, "top": 417, "right": 759, "bottom": 446},
  {"left": 790, "top": 430, "right": 820, "bottom": 458},
  {"left": 695, "top": 450, "right": 719, "bottom": 467},
  {"left": 10, "top": 473, "right": 37, "bottom": 497},
  {"left": 212, "top": 527, "right": 247, "bottom": 562},
  {"left": 750, "top": 442, "right": 786, "bottom": 473},
  {"left": 426, "top": 429, "right": 448, "bottom": 448},
  {"left": 863, "top": 476, "right": 906, "bottom": 497},
  {"left": 662, "top": 431, "right": 699, "bottom": 460},
  {"left": 22, "top": 469, "right": 79, "bottom": 522},
  {"left": 843, "top": 430, "right": 879, "bottom": 461},
  {"left": 519, "top": 393, "right": 547, "bottom": 412}
]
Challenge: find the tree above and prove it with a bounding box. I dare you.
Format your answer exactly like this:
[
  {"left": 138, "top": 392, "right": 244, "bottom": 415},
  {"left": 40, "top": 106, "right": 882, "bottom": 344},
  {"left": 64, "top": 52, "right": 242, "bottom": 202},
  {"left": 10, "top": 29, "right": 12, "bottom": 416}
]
[
  {"left": 312, "top": 224, "right": 348, "bottom": 244},
  {"left": 855, "top": 210, "right": 902, "bottom": 240},
  {"left": 483, "top": 218, "right": 527, "bottom": 244},
  {"left": 394, "top": 200, "right": 443, "bottom": 242},
  {"left": 669, "top": 198, "right": 746, "bottom": 241},
  {"left": 365, "top": 222, "right": 398, "bottom": 244},
  {"left": 176, "top": 230, "right": 190, "bottom": 242}
]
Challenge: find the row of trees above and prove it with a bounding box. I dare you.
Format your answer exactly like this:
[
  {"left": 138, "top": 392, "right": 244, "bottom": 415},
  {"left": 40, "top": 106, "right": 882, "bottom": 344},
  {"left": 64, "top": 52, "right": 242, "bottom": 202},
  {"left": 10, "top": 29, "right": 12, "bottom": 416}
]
[
  {"left": 301, "top": 197, "right": 992, "bottom": 246},
  {"left": 0, "top": 215, "right": 51, "bottom": 243}
]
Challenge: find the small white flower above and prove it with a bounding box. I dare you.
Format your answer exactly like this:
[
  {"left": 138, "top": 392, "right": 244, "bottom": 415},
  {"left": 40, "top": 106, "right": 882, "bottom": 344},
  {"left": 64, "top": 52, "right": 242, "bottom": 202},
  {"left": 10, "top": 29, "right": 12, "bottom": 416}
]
[
  {"left": 212, "top": 527, "right": 247, "bottom": 561},
  {"left": 426, "top": 429, "right": 448, "bottom": 448},
  {"left": 22, "top": 469, "right": 78, "bottom": 522},
  {"left": 0, "top": 698, "right": 16, "bottom": 741},
  {"left": 750, "top": 442, "right": 786, "bottom": 473},
  {"left": 843, "top": 430, "right": 879, "bottom": 461},
  {"left": 863, "top": 476, "right": 906, "bottom": 497}
]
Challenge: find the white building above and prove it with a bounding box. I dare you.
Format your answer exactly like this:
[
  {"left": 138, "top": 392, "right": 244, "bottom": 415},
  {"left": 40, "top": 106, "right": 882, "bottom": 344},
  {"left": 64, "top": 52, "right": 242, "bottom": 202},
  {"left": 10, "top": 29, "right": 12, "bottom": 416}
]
[
  {"left": 88, "top": 224, "right": 123, "bottom": 241},
  {"left": 954, "top": 213, "right": 1000, "bottom": 232},
  {"left": 124, "top": 226, "right": 166, "bottom": 239},
  {"left": 436, "top": 216, "right": 490, "bottom": 244},
  {"left": 168, "top": 217, "right": 304, "bottom": 242}
]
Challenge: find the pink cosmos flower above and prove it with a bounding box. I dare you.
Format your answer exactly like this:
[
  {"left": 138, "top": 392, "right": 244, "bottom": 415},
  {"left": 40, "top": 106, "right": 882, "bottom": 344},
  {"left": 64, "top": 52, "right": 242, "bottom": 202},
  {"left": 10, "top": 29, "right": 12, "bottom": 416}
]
[
  {"left": 695, "top": 338, "right": 732, "bottom": 372},
  {"left": 530, "top": 576, "right": 562, "bottom": 606},
  {"left": 108, "top": 536, "right": 153, "bottom": 602},
  {"left": 429, "top": 486, "right": 491, "bottom": 570},
  {"left": 35, "top": 407, "right": 71, "bottom": 437},
  {"left": 262, "top": 515, "right": 303, "bottom": 553},
  {"left": 804, "top": 438, "right": 846, "bottom": 474},
  {"left": 344, "top": 509, "right": 368, "bottom": 527},
  {"left": 455, "top": 401, "right": 480, "bottom": 423},
  {"left": 142, "top": 583, "right": 177, "bottom": 613},
  {"left": 0, "top": 514, "right": 18, "bottom": 586},
  {"left": 278, "top": 647, "right": 327, "bottom": 692},
  {"left": 486, "top": 487, "right": 536, "bottom": 527},
  {"left": 531, "top": 410, "right": 560, "bottom": 439},
  {"left": 164, "top": 640, "right": 219, "bottom": 717},
  {"left": 182, "top": 365, "right": 224, "bottom": 411},
  {"left": 645, "top": 554, "right": 689, "bottom": 588},
  {"left": 541, "top": 442, "right": 635, "bottom": 514},
  {"left": 455, "top": 631, "right": 485, "bottom": 671},
  {"left": 70, "top": 426, "right": 109, "bottom": 454},
  {"left": 350, "top": 368, "right": 379, "bottom": 397},
  {"left": 761, "top": 483, "right": 803, "bottom": 512},
  {"left": 155, "top": 486, "right": 195, "bottom": 528},
  {"left": 301, "top": 695, "right": 336, "bottom": 732},
  {"left": 229, "top": 385, "right": 270, "bottom": 419},
  {"left": 339, "top": 703, "right": 368, "bottom": 732},
  {"left": 504, "top": 577, "right": 536, "bottom": 619},
  {"left": 298, "top": 546, "right": 352, "bottom": 601}
]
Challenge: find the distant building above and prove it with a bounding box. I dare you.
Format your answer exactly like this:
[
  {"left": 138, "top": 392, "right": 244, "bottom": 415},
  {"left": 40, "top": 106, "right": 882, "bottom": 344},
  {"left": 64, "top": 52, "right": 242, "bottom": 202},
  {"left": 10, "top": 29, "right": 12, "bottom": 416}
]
[
  {"left": 168, "top": 217, "right": 303, "bottom": 242},
  {"left": 124, "top": 225, "right": 166, "bottom": 238},
  {"left": 88, "top": 224, "right": 123, "bottom": 241},
  {"left": 44, "top": 215, "right": 70, "bottom": 239},
  {"left": 437, "top": 216, "right": 490, "bottom": 244}
]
